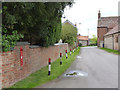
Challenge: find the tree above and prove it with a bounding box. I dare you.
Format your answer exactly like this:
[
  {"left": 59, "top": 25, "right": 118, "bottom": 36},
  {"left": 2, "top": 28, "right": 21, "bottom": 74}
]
[
  {"left": 2, "top": 2, "right": 74, "bottom": 47},
  {"left": 61, "top": 22, "right": 77, "bottom": 45},
  {"left": 2, "top": 26, "right": 24, "bottom": 52},
  {"left": 90, "top": 35, "right": 97, "bottom": 45}
]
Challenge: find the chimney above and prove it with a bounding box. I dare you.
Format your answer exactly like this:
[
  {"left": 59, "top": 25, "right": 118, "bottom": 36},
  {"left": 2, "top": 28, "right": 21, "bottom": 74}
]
[{"left": 98, "top": 10, "right": 101, "bottom": 19}]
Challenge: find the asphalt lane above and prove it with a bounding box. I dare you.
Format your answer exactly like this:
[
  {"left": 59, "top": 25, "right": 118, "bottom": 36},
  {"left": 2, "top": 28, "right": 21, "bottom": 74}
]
[{"left": 36, "top": 46, "right": 118, "bottom": 88}]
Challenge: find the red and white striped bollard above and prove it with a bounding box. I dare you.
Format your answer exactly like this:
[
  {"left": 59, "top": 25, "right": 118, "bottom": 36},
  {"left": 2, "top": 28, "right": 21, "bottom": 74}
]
[
  {"left": 70, "top": 49, "right": 72, "bottom": 56},
  {"left": 60, "top": 53, "right": 62, "bottom": 65},
  {"left": 48, "top": 58, "right": 51, "bottom": 76},
  {"left": 65, "top": 50, "right": 68, "bottom": 59}
]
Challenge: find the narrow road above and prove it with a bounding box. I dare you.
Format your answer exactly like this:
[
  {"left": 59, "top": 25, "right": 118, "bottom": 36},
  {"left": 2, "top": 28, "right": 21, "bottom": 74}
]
[{"left": 36, "top": 46, "right": 118, "bottom": 88}]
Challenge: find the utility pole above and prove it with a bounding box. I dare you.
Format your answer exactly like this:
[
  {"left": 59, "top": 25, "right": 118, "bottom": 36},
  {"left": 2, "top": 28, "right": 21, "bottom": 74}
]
[
  {"left": 88, "top": 28, "right": 89, "bottom": 38},
  {"left": 88, "top": 28, "right": 89, "bottom": 45}
]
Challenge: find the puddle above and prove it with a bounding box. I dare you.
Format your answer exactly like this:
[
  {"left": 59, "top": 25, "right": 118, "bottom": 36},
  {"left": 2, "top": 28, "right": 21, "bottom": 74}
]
[
  {"left": 66, "top": 72, "right": 77, "bottom": 76},
  {"left": 77, "top": 56, "right": 82, "bottom": 59},
  {"left": 64, "top": 70, "right": 88, "bottom": 77}
]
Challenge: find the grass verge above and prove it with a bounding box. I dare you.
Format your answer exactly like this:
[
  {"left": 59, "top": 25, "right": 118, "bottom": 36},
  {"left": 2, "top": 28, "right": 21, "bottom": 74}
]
[
  {"left": 8, "top": 47, "right": 80, "bottom": 89},
  {"left": 100, "top": 48, "right": 120, "bottom": 55},
  {"left": 80, "top": 45, "right": 97, "bottom": 47}
]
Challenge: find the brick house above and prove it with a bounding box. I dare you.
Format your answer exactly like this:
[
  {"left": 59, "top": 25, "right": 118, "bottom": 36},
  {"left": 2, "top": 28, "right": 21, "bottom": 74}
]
[
  {"left": 77, "top": 34, "right": 89, "bottom": 46},
  {"left": 97, "top": 10, "right": 118, "bottom": 48}
]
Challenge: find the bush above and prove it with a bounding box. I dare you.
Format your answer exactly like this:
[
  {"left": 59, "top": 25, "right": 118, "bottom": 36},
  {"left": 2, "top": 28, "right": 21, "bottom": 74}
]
[
  {"left": 2, "top": 27, "right": 24, "bottom": 52},
  {"left": 78, "top": 43, "right": 82, "bottom": 46}
]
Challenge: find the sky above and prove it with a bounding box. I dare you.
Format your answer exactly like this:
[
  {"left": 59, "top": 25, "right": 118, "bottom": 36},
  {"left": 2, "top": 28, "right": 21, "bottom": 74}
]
[{"left": 62, "top": 0, "right": 119, "bottom": 38}]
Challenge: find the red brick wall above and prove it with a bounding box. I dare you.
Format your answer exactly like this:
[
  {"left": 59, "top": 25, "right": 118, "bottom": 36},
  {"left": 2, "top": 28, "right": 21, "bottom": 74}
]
[
  {"left": 1, "top": 43, "right": 68, "bottom": 88},
  {"left": 0, "top": 53, "right": 2, "bottom": 89},
  {"left": 97, "top": 27, "right": 108, "bottom": 47}
]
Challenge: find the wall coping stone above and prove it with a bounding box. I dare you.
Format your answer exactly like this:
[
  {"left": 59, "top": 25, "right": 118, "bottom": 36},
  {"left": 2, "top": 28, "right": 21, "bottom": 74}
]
[
  {"left": 29, "top": 45, "right": 40, "bottom": 48},
  {"left": 16, "top": 42, "right": 30, "bottom": 46},
  {"left": 54, "top": 43, "right": 68, "bottom": 46}
]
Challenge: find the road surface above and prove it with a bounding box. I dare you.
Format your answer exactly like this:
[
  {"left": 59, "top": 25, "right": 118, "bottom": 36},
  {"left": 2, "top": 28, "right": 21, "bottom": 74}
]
[{"left": 36, "top": 46, "right": 118, "bottom": 88}]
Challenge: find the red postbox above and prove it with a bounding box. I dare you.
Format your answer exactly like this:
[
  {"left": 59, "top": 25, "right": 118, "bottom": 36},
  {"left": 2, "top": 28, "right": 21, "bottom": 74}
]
[{"left": 20, "top": 47, "right": 23, "bottom": 66}]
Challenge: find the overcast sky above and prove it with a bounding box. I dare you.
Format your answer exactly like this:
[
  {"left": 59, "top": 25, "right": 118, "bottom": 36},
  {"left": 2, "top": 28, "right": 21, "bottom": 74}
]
[{"left": 62, "top": 0, "right": 119, "bottom": 38}]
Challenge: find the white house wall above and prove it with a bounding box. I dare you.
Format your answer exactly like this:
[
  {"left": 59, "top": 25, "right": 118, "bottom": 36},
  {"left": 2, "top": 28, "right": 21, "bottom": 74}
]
[
  {"left": 104, "top": 35, "right": 114, "bottom": 49},
  {"left": 114, "top": 33, "right": 119, "bottom": 50},
  {"left": 79, "top": 40, "right": 88, "bottom": 46}
]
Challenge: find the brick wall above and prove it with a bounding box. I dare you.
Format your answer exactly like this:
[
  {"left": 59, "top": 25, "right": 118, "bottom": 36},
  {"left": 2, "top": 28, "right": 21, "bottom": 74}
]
[
  {"left": 1, "top": 42, "right": 68, "bottom": 88},
  {"left": 0, "top": 53, "right": 2, "bottom": 89},
  {"left": 97, "top": 27, "right": 108, "bottom": 47}
]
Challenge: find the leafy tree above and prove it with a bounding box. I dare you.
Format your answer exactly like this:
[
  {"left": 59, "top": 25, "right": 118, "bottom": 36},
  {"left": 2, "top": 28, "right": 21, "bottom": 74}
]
[
  {"left": 61, "top": 21, "right": 77, "bottom": 45},
  {"left": 2, "top": 2, "right": 74, "bottom": 47},
  {"left": 2, "top": 26, "right": 24, "bottom": 52},
  {"left": 90, "top": 35, "right": 97, "bottom": 45}
]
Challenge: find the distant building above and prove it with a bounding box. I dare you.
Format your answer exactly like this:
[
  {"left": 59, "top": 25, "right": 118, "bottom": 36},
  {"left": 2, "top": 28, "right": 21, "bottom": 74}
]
[
  {"left": 62, "top": 20, "right": 78, "bottom": 46},
  {"left": 77, "top": 34, "right": 89, "bottom": 46},
  {"left": 97, "top": 10, "right": 120, "bottom": 50},
  {"left": 62, "top": 20, "right": 77, "bottom": 28}
]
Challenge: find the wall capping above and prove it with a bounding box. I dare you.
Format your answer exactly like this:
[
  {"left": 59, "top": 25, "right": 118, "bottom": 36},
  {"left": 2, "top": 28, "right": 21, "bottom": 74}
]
[
  {"left": 16, "top": 42, "right": 30, "bottom": 46},
  {"left": 29, "top": 45, "right": 40, "bottom": 48}
]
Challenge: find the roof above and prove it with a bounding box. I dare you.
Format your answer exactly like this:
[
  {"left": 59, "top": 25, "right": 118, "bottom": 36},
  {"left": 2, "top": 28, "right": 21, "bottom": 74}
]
[
  {"left": 104, "top": 25, "right": 119, "bottom": 36},
  {"left": 98, "top": 16, "right": 118, "bottom": 29},
  {"left": 77, "top": 35, "right": 88, "bottom": 41},
  {"left": 63, "top": 20, "right": 77, "bottom": 28}
]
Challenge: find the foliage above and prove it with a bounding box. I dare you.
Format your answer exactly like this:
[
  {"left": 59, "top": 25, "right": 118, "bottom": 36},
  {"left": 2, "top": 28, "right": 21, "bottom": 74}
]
[
  {"left": 10, "top": 47, "right": 80, "bottom": 88},
  {"left": 0, "top": 11, "right": 1, "bottom": 52},
  {"left": 2, "top": 2, "right": 74, "bottom": 47},
  {"left": 90, "top": 35, "right": 97, "bottom": 45},
  {"left": 61, "top": 22, "right": 77, "bottom": 45},
  {"left": 2, "top": 27, "right": 24, "bottom": 52},
  {"left": 78, "top": 43, "right": 82, "bottom": 46}
]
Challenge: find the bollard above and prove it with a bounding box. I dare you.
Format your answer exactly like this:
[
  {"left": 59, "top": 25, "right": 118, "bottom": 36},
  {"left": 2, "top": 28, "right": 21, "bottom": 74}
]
[
  {"left": 65, "top": 50, "right": 68, "bottom": 59},
  {"left": 48, "top": 58, "right": 51, "bottom": 76},
  {"left": 70, "top": 49, "right": 72, "bottom": 56},
  {"left": 60, "top": 53, "right": 62, "bottom": 65}
]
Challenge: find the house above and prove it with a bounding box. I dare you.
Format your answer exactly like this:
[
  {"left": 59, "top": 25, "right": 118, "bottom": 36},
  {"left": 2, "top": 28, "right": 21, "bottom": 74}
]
[
  {"left": 62, "top": 20, "right": 77, "bottom": 28},
  {"left": 104, "top": 25, "right": 120, "bottom": 50},
  {"left": 97, "top": 10, "right": 119, "bottom": 48},
  {"left": 62, "top": 20, "right": 78, "bottom": 46},
  {"left": 77, "top": 34, "right": 89, "bottom": 46}
]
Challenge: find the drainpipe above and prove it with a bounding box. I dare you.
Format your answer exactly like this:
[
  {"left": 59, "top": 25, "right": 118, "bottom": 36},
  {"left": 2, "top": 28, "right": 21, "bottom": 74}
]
[{"left": 112, "top": 34, "right": 114, "bottom": 50}]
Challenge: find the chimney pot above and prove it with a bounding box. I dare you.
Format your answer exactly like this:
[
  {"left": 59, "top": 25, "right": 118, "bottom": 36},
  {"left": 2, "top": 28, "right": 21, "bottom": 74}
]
[{"left": 98, "top": 10, "right": 101, "bottom": 19}]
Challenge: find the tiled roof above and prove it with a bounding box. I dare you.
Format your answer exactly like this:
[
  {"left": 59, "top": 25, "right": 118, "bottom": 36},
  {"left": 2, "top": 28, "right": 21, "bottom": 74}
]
[
  {"left": 98, "top": 16, "right": 118, "bottom": 29},
  {"left": 77, "top": 35, "right": 88, "bottom": 41},
  {"left": 104, "top": 25, "right": 119, "bottom": 36}
]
